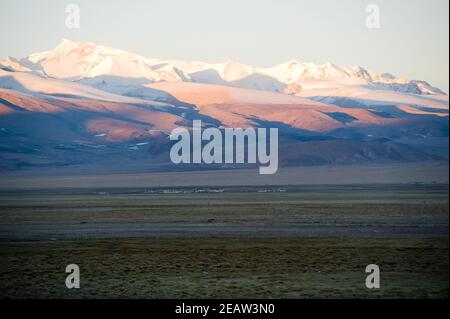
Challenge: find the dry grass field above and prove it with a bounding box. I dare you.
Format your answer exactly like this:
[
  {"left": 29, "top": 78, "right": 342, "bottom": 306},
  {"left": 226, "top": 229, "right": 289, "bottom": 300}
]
[
  {"left": 0, "top": 238, "right": 448, "bottom": 299},
  {"left": 0, "top": 182, "right": 448, "bottom": 298}
]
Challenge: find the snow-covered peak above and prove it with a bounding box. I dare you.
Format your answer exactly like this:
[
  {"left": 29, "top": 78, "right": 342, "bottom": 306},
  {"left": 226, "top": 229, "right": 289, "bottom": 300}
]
[
  {"left": 0, "top": 56, "right": 31, "bottom": 72},
  {"left": 262, "top": 60, "right": 373, "bottom": 85},
  {"left": 17, "top": 39, "right": 188, "bottom": 82},
  {"left": 215, "top": 60, "right": 255, "bottom": 82}
]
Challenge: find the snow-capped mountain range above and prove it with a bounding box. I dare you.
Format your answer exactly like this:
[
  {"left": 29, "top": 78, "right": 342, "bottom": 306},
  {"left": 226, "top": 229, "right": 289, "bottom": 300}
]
[
  {"left": 0, "top": 39, "right": 448, "bottom": 172},
  {"left": 1, "top": 39, "right": 445, "bottom": 96}
]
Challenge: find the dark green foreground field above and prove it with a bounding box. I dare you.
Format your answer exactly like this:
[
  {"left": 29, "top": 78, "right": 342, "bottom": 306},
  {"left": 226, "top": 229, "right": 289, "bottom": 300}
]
[
  {"left": 0, "top": 238, "right": 448, "bottom": 298},
  {"left": 0, "top": 183, "right": 448, "bottom": 298}
]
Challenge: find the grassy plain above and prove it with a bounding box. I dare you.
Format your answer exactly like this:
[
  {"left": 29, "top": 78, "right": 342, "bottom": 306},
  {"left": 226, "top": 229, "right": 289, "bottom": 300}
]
[{"left": 0, "top": 183, "right": 448, "bottom": 298}]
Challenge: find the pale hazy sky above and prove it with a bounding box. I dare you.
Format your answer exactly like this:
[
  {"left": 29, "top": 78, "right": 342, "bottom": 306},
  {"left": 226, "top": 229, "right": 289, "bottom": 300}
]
[{"left": 0, "top": 0, "right": 448, "bottom": 92}]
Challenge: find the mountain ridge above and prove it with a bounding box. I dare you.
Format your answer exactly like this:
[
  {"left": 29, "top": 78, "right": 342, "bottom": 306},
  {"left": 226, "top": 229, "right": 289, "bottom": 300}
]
[
  {"left": 2, "top": 39, "right": 446, "bottom": 96},
  {"left": 0, "top": 39, "right": 448, "bottom": 172}
]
